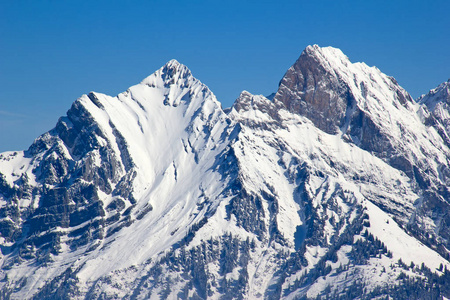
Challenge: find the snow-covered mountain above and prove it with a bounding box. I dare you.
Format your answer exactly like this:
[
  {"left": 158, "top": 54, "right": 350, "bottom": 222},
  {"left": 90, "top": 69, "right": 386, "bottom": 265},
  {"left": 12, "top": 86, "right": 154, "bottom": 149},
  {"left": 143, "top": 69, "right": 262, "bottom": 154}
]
[
  {"left": 0, "top": 46, "right": 449, "bottom": 299},
  {"left": 418, "top": 79, "right": 450, "bottom": 147}
]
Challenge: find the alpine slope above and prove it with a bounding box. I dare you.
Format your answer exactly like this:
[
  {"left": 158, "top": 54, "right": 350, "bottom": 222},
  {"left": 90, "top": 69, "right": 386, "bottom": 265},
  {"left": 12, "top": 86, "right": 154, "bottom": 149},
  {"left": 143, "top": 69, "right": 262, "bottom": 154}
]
[{"left": 0, "top": 45, "right": 449, "bottom": 299}]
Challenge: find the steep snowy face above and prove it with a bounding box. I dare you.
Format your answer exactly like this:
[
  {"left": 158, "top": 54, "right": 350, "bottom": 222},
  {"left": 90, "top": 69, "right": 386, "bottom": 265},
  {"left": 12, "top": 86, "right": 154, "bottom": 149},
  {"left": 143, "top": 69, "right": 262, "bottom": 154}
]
[{"left": 0, "top": 60, "right": 236, "bottom": 298}]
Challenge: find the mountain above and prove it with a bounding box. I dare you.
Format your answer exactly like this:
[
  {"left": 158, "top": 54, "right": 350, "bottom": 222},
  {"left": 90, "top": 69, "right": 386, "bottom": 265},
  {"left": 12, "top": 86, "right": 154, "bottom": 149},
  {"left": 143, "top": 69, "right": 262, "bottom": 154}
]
[
  {"left": 0, "top": 46, "right": 449, "bottom": 299},
  {"left": 274, "top": 46, "right": 450, "bottom": 258}
]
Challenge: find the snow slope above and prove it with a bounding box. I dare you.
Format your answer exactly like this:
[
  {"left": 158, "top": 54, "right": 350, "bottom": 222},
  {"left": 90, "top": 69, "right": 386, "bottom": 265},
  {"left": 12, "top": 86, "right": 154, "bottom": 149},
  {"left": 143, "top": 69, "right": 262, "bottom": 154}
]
[{"left": 0, "top": 60, "right": 238, "bottom": 298}]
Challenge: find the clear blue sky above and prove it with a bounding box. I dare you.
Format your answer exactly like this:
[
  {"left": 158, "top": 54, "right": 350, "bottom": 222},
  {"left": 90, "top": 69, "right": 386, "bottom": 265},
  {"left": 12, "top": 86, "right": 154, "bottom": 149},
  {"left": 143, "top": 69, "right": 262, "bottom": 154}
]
[{"left": 1, "top": 0, "right": 449, "bottom": 152}]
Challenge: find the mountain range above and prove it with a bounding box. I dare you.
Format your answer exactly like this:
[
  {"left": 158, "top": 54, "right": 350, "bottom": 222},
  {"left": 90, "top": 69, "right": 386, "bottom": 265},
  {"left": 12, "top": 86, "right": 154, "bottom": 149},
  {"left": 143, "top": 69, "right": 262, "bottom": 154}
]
[{"left": 0, "top": 45, "right": 450, "bottom": 299}]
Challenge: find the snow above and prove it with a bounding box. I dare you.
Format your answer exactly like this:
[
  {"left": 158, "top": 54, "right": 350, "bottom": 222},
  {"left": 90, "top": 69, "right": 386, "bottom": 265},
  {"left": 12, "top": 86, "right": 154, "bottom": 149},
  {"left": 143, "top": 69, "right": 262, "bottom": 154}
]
[
  {"left": 0, "top": 60, "right": 237, "bottom": 297},
  {"left": 364, "top": 199, "right": 449, "bottom": 270},
  {"left": 227, "top": 69, "right": 450, "bottom": 296},
  {"left": 418, "top": 79, "right": 450, "bottom": 110},
  {"left": 0, "top": 151, "right": 34, "bottom": 186},
  {"left": 72, "top": 62, "right": 235, "bottom": 283},
  {"left": 1, "top": 47, "right": 450, "bottom": 299}
]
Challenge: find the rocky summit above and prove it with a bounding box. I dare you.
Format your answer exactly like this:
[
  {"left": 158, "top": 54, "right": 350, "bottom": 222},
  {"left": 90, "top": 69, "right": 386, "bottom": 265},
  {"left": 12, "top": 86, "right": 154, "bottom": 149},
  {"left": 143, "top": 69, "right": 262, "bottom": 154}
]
[{"left": 0, "top": 46, "right": 450, "bottom": 299}]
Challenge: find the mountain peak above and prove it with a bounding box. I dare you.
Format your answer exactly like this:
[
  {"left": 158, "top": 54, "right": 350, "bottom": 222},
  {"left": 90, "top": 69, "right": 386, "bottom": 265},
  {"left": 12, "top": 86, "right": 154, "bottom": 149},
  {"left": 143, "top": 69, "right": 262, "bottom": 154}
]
[
  {"left": 165, "top": 58, "right": 181, "bottom": 67},
  {"left": 302, "top": 44, "right": 350, "bottom": 67},
  {"left": 274, "top": 45, "right": 413, "bottom": 135},
  {"left": 163, "top": 59, "right": 189, "bottom": 74},
  {"left": 304, "top": 44, "right": 345, "bottom": 56},
  {"left": 418, "top": 79, "right": 450, "bottom": 110},
  {"left": 273, "top": 45, "right": 356, "bottom": 134},
  {"left": 303, "top": 44, "right": 321, "bottom": 55},
  {"left": 230, "top": 90, "right": 280, "bottom": 126},
  {"left": 140, "top": 59, "right": 193, "bottom": 88}
]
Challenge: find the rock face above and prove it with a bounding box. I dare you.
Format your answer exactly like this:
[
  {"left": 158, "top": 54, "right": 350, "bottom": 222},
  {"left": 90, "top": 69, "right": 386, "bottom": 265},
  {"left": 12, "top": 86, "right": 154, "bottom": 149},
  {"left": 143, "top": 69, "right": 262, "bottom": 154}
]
[
  {"left": 274, "top": 45, "right": 415, "bottom": 154},
  {"left": 275, "top": 45, "right": 353, "bottom": 135},
  {"left": 0, "top": 47, "right": 450, "bottom": 299}
]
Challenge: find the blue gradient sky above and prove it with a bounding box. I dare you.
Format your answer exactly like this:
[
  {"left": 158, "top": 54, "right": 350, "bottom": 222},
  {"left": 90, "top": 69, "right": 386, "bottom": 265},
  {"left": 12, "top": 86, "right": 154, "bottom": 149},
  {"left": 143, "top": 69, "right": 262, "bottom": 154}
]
[{"left": 1, "top": 0, "right": 449, "bottom": 152}]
